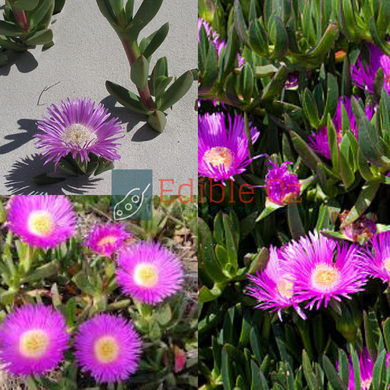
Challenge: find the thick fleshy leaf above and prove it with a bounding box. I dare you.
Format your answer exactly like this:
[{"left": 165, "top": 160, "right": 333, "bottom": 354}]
[
  {"left": 130, "top": 55, "right": 149, "bottom": 90},
  {"left": 159, "top": 70, "right": 194, "bottom": 111},
  {"left": 106, "top": 81, "right": 151, "bottom": 114},
  {"left": 12, "top": 0, "right": 39, "bottom": 11}
]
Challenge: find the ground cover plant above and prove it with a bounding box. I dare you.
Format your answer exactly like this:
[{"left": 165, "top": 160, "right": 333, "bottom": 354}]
[
  {"left": 198, "top": 0, "right": 390, "bottom": 388},
  {"left": 0, "top": 0, "right": 66, "bottom": 67},
  {"left": 96, "top": 0, "right": 196, "bottom": 133},
  {"left": 0, "top": 195, "right": 197, "bottom": 389}
]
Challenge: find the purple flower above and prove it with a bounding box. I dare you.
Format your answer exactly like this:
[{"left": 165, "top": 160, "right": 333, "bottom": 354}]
[
  {"left": 340, "top": 212, "right": 376, "bottom": 243},
  {"left": 75, "top": 314, "right": 141, "bottom": 384},
  {"left": 85, "top": 223, "right": 131, "bottom": 258},
  {"left": 198, "top": 18, "right": 244, "bottom": 68},
  {"left": 360, "top": 231, "right": 390, "bottom": 283},
  {"left": 351, "top": 43, "right": 390, "bottom": 94},
  {"left": 283, "top": 231, "right": 367, "bottom": 310},
  {"left": 0, "top": 305, "right": 69, "bottom": 375},
  {"left": 340, "top": 348, "right": 390, "bottom": 390},
  {"left": 35, "top": 98, "right": 124, "bottom": 168},
  {"left": 6, "top": 195, "right": 77, "bottom": 249},
  {"left": 116, "top": 241, "right": 184, "bottom": 305},
  {"left": 246, "top": 246, "right": 306, "bottom": 321},
  {"left": 198, "top": 113, "right": 260, "bottom": 183},
  {"left": 309, "top": 96, "right": 373, "bottom": 159},
  {"left": 265, "top": 160, "right": 300, "bottom": 204}
]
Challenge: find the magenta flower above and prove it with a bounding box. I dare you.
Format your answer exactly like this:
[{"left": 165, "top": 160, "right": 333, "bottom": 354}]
[
  {"left": 116, "top": 241, "right": 184, "bottom": 305},
  {"left": 360, "top": 232, "right": 390, "bottom": 283},
  {"left": 283, "top": 231, "right": 367, "bottom": 310},
  {"left": 85, "top": 223, "right": 131, "bottom": 258},
  {"left": 265, "top": 160, "right": 300, "bottom": 204},
  {"left": 75, "top": 314, "right": 141, "bottom": 384},
  {"left": 246, "top": 246, "right": 306, "bottom": 321},
  {"left": 340, "top": 348, "right": 390, "bottom": 390},
  {"left": 35, "top": 98, "right": 124, "bottom": 168},
  {"left": 198, "top": 113, "right": 260, "bottom": 184},
  {"left": 0, "top": 305, "right": 69, "bottom": 376},
  {"left": 351, "top": 43, "right": 390, "bottom": 94},
  {"left": 198, "top": 18, "right": 244, "bottom": 67},
  {"left": 309, "top": 96, "right": 374, "bottom": 159},
  {"left": 6, "top": 195, "right": 76, "bottom": 249}
]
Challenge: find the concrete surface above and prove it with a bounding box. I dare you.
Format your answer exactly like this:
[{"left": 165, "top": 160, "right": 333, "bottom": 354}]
[{"left": 0, "top": 0, "right": 198, "bottom": 195}]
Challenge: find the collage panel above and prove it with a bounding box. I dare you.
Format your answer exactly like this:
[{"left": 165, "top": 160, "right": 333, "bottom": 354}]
[
  {"left": 0, "top": 195, "right": 197, "bottom": 389},
  {"left": 199, "top": 0, "right": 390, "bottom": 389},
  {"left": 0, "top": 0, "right": 197, "bottom": 195}
]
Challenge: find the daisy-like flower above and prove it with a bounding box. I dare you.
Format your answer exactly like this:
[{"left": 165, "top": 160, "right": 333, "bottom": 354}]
[
  {"left": 6, "top": 195, "right": 76, "bottom": 249},
  {"left": 116, "top": 241, "right": 184, "bottom": 305},
  {"left": 360, "top": 231, "right": 390, "bottom": 283},
  {"left": 284, "top": 231, "right": 367, "bottom": 310},
  {"left": 309, "top": 96, "right": 374, "bottom": 159},
  {"left": 198, "top": 18, "right": 244, "bottom": 67},
  {"left": 74, "top": 314, "right": 141, "bottom": 384},
  {"left": 198, "top": 113, "right": 260, "bottom": 184},
  {"left": 0, "top": 305, "right": 69, "bottom": 375},
  {"left": 35, "top": 98, "right": 124, "bottom": 168},
  {"left": 85, "top": 223, "right": 131, "bottom": 258},
  {"left": 351, "top": 43, "right": 390, "bottom": 94},
  {"left": 265, "top": 160, "right": 300, "bottom": 204},
  {"left": 246, "top": 247, "right": 306, "bottom": 321}
]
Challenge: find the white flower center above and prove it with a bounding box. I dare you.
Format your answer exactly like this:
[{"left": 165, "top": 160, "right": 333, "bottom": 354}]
[
  {"left": 62, "top": 123, "right": 97, "bottom": 148},
  {"left": 311, "top": 263, "right": 340, "bottom": 291},
  {"left": 203, "top": 147, "right": 233, "bottom": 169},
  {"left": 19, "top": 329, "right": 49, "bottom": 358},
  {"left": 361, "top": 378, "right": 372, "bottom": 390},
  {"left": 134, "top": 263, "right": 159, "bottom": 288},
  {"left": 277, "top": 276, "right": 295, "bottom": 299},
  {"left": 28, "top": 210, "right": 54, "bottom": 237},
  {"left": 94, "top": 336, "right": 119, "bottom": 363},
  {"left": 383, "top": 257, "right": 390, "bottom": 273}
]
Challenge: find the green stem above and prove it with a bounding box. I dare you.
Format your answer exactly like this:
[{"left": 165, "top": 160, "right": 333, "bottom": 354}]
[
  {"left": 7, "top": 0, "right": 29, "bottom": 32},
  {"left": 25, "top": 375, "right": 38, "bottom": 390}
]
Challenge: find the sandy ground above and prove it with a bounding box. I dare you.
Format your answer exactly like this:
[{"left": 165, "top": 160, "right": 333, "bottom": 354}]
[{"left": 0, "top": 0, "right": 198, "bottom": 195}]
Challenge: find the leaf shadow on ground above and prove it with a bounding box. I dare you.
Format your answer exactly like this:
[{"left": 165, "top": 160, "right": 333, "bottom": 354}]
[
  {"left": 5, "top": 154, "right": 102, "bottom": 195},
  {"left": 100, "top": 95, "right": 160, "bottom": 142},
  {"left": 0, "top": 118, "right": 38, "bottom": 155},
  {"left": 0, "top": 50, "right": 38, "bottom": 77}
]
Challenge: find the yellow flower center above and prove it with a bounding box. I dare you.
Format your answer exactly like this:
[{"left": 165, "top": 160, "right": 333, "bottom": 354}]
[
  {"left": 94, "top": 336, "right": 119, "bottom": 363},
  {"left": 28, "top": 211, "right": 54, "bottom": 237},
  {"left": 19, "top": 329, "right": 49, "bottom": 359},
  {"left": 62, "top": 123, "right": 97, "bottom": 148},
  {"left": 311, "top": 263, "right": 340, "bottom": 291},
  {"left": 134, "top": 263, "right": 159, "bottom": 288},
  {"left": 277, "top": 276, "right": 294, "bottom": 299},
  {"left": 383, "top": 257, "right": 390, "bottom": 272},
  {"left": 203, "top": 147, "right": 233, "bottom": 169},
  {"left": 361, "top": 378, "right": 372, "bottom": 390},
  {"left": 97, "top": 235, "right": 118, "bottom": 248}
]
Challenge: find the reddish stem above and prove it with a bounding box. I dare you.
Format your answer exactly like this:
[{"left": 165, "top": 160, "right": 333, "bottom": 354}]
[
  {"left": 121, "top": 38, "right": 155, "bottom": 112},
  {"left": 8, "top": 0, "right": 29, "bottom": 32}
]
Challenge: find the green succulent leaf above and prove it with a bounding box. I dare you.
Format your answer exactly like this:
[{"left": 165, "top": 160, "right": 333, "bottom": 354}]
[{"left": 158, "top": 70, "right": 194, "bottom": 112}]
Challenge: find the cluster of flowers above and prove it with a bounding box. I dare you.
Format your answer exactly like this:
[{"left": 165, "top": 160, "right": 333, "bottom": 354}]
[
  {"left": 1, "top": 195, "right": 184, "bottom": 383},
  {"left": 310, "top": 43, "right": 390, "bottom": 159},
  {"left": 198, "top": 34, "right": 390, "bottom": 186},
  {"left": 246, "top": 230, "right": 390, "bottom": 321}
]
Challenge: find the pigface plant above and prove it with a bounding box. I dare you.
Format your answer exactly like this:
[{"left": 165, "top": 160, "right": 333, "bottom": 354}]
[
  {"left": 0, "top": 0, "right": 66, "bottom": 67},
  {"left": 96, "top": 0, "right": 195, "bottom": 133}
]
